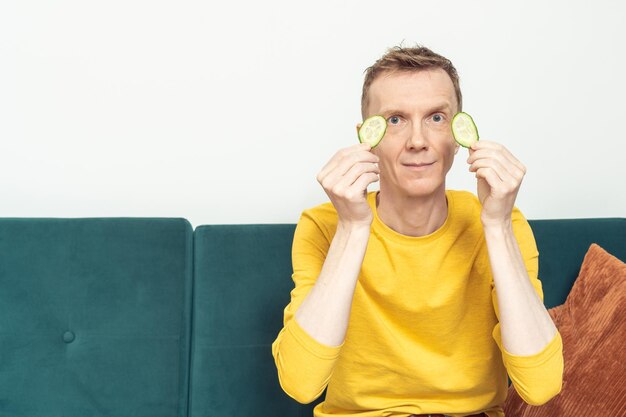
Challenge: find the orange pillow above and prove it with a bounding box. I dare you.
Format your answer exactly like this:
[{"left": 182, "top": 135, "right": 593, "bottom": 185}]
[{"left": 503, "top": 244, "right": 626, "bottom": 416}]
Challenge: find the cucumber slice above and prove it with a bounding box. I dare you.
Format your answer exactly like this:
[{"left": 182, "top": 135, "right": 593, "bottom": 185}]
[
  {"left": 451, "top": 112, "right": 479, "bottom": 148},
  {"left": 358, "top": 115, "right": 387, "bottom": 148}
]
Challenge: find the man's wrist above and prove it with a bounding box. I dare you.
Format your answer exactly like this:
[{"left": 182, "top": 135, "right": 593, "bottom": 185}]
[
  {"left": 336, "top": 220, "right": 372, "bottom": 237},
  {"left": 481, "top": 219, "right": 514, "bottom": 238}
]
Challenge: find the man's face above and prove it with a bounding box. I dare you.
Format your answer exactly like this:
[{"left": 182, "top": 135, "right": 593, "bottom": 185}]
[{"left": 365, "top": 68, "right": 460, "bottom": 199}]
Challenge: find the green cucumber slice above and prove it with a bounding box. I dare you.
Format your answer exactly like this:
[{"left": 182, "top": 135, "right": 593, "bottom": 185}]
[
  {"left": 358, "top": 115, "right": 387, "bottom": 148},
  {"left": 451, "top": 112, "right": 479, "bottom": 148}
]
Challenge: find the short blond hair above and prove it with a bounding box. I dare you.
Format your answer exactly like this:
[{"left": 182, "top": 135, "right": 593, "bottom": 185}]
[{"left": 361, "top": 45, "right": 462, "bottom": 118}]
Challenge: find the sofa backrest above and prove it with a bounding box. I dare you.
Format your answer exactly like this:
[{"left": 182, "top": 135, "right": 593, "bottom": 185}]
[
  {"left": 189, "top": 224, "right": 320, "bottom": 417},
  {"left": 528, "top": 218, "right": 626, "bottom": 308},
  {"left": 1, "top": 217, "right": 624, "bottom": 416},
  {"left": 0, "top": 218, "right": 193, "bottom": 417}
]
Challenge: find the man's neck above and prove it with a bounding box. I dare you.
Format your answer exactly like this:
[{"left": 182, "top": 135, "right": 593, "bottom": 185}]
[{"left": 376, "top": 187, "right": 448, "bottom": 237}]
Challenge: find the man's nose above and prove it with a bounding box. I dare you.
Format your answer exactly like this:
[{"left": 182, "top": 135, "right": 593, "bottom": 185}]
[{"left": 406, "top": 122, "right": 428, "bottom": 150}]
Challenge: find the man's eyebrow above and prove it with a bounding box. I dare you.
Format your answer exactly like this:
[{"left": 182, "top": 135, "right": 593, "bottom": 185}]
[
  {"left": 426, "top": 102, "right": 453, "bottom": 113},
  {"left": 377, "top": 108, "right": 407, "bottom": 117}
]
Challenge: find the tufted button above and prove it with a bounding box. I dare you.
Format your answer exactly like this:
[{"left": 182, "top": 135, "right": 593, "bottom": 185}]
[{"left": 62, "top": 331, "right": 75, "bottom": 343}]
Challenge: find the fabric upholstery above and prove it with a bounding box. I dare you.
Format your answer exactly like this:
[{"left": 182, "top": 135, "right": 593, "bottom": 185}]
[
  {"left": 0, "top": 218, "right": 193, "bottom": 417},
  {"left": 190, "top": 224, "right": 321, "bottom": 417},
  {"left": 503, "top": 244, "right": 626, "bottom": 415},
  {"left": 1, "top": 216, "right": 624, "bottom": 417},
  {"left": 527, "top": 218, "right": 626, "bottom": 308}
]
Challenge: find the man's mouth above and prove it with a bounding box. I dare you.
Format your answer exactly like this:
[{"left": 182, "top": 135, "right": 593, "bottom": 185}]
[{"left": 402, "top": 161, "right": 435, "bottom": 170}]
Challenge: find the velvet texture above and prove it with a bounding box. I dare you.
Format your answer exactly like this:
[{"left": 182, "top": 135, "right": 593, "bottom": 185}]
[
  {"left": 503, "top": 244, "right": 626, "bottom": 416},
  {"left": 0, "top": 217, "right": 623, "bottom": 416},
  {"left": 528, "top": 218, "right": 626, "bottom": 308},
  {"left": 190, "top": 224, "right": 322, "bottom": 417},
  {"left": 0, "top": 218, "right": 193, "bottom": 417}
]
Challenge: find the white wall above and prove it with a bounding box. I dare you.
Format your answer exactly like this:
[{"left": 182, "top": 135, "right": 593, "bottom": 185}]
[{"left": 1, "top": 0, "right": 624, "bottom": 226}]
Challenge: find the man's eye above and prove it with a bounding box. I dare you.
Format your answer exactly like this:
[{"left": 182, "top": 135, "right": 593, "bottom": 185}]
[
  {"left": 388, "top": 116, "right": 401, "bottom": 125},
  {"left": 432, "top": 114, "right": 444, "bottom": 123}
]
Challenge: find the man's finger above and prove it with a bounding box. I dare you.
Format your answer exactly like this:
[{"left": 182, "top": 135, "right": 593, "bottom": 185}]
[
  {"left": 470, "top": 141, "right": 526, "bottom": 174},
  {"left": 470, "top": 158, "right": 516, "bottom": 185},
  {"left": 330, "top": 162, "right": 380, "bottom": 193},
  {"left": 347, "top": 172, "right": 380, "bottom": 200},
  {"left": 318, "top": 144, "right": 378, "bottom": 181}
]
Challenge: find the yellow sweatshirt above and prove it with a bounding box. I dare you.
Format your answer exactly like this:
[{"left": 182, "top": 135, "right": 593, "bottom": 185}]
[{"left": 272, "top": 190, "right": 563, "bottom": 417}]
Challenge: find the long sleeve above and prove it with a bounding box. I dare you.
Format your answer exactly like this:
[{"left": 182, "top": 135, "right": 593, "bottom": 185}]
[
  {"left": 271, "top": 207, "right": 343, "bottom": 403},
  {"left": 491, "top": 209, "right": 564, "bottom": 405}
]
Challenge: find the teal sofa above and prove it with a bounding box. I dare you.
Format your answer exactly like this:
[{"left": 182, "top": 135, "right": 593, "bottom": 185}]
[{"left": 0, "top": 217, "right": 624, "bottom": 416}]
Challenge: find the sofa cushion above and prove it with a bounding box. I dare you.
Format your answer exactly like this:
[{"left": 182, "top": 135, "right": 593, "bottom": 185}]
[
  {"left": 527, "top": 218, "right": 626, "bottom": 308},
  {"left": 190, "top": 224, "right": 321, "bottom": 417},
  {"left": 0, "top": 218, "right": 193, "bottom": 417},
  {"left": 503, "top": 244, "right": 626, "bottom": 416}
]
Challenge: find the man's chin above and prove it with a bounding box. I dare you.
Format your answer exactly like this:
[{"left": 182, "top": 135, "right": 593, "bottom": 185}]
[{"left": 382, "top": 178, "right": 445, "bottom": 199}]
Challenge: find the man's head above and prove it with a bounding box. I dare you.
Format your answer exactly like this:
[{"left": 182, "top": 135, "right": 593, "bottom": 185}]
[
  {"left": 360, "top": 45, "right": 462, "bottom": 199},
  {"left": 361, "top": 45, "right": 462, "bottom": 119}
]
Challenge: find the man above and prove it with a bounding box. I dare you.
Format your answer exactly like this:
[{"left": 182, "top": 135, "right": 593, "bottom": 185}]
[{"left": 272, "top": 45, "right": 563, "bottom": 417}]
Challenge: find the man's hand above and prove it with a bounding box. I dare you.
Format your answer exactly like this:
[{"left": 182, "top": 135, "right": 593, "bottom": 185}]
[
  {"left": 317, "top": 143, "right": 380, "bottom": 227},
  {"left": 466, "top": 141, "right": 527, "bottom": 227}
]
